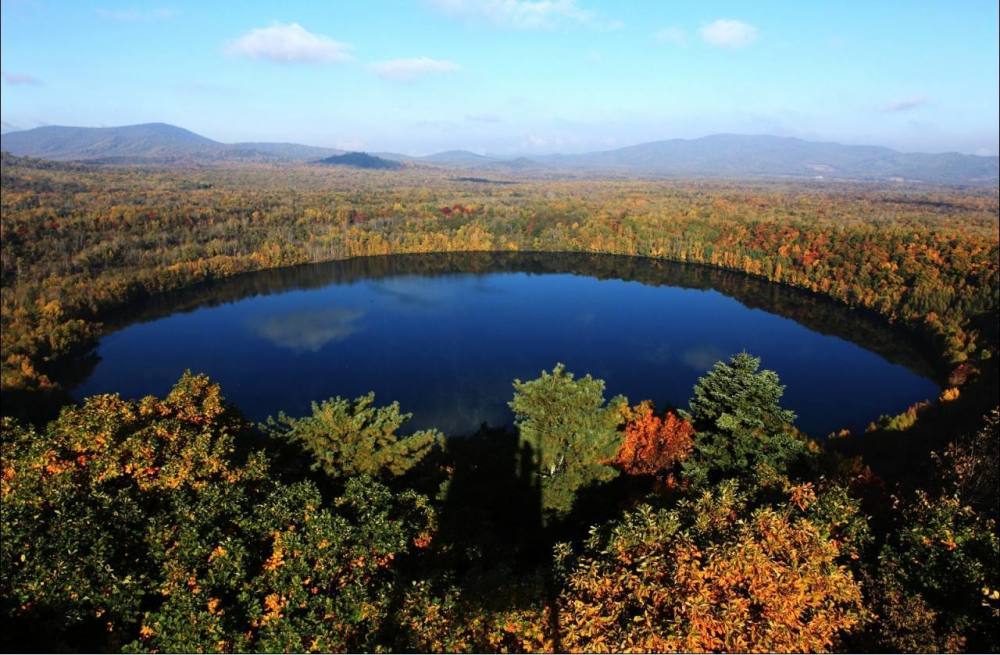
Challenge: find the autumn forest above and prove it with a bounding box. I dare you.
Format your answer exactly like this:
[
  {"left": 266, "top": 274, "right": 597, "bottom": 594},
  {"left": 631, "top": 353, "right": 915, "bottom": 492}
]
[{"left": 1, "top": 154, "right": 999, "bottom": 653}]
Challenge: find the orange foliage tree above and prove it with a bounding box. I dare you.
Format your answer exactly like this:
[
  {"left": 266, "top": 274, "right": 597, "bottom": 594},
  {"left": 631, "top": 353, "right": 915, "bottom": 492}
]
[
  {"left": 554, "top": 482, "right": 866, "bottom": 653},
  {"left": 610, "top": 401, "right": 694, "bottom": 478}
]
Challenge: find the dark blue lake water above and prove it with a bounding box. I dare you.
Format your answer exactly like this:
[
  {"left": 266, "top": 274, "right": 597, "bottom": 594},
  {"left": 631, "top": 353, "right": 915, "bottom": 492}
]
[{"left": 72, "top": 253, "right": 940, "bottom": 437}]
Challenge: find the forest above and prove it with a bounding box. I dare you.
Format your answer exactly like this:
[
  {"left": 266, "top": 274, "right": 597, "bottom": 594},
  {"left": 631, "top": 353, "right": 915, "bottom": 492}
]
[{"left": 1, "top": 154, "right": 999, "bottom": 652}]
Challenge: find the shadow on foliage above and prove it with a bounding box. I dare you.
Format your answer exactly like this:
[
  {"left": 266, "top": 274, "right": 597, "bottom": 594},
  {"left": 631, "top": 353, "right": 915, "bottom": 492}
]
[
  {"left": 424, "top": 424, "right": 570, "bottom": 649},
  {"left": 436, "top": 425, "right": 545, "bottom": 573}
]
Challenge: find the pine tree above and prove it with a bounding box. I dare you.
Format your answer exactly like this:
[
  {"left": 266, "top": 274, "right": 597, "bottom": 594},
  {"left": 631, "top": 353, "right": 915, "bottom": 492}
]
[
  {"left": 683, "top": 352, "right": 808, "bottom": 486},
  {"left": 265, "top": 392, "right": 441, "bottom": 481},
  {"left": 509, "top": 363, "right": 627, "bottom": 517}
]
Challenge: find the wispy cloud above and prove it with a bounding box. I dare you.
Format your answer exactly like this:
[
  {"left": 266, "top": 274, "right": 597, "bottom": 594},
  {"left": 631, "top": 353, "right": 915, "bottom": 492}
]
[
  {"left": 699, "top": 19, "right": 758, "bottom": 48},
  {"left": 2, "top": 71, "right": 41, "bottom": 86},
  {"left": 95, "top": 7, "right": 175, "bottom": 22},
  {"left": 371, "top": 57, "right": 459, "bottom": 81},
  {"left": 881, "top": 95, "right": 927, "bottom": 112},
  {"left": 428, "top": 0, "right": 620, "bottom": 30},
  {"left": 654, "top": 26, "right": 687, "bottom": 46},
  {"left": 225, "top": 22, "right": 353, "bottom": 64}
]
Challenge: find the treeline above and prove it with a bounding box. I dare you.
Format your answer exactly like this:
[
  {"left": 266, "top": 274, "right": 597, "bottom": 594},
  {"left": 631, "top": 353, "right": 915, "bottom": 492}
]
[
  {"left": 1, "top": 156, "right": 997, "bottom": 410},
  {"left": 2, "top": 358, "right": 997, "bottom": 652}
]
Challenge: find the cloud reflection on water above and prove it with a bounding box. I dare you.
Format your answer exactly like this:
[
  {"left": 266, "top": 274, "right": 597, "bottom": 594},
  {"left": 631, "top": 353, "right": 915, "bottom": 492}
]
[
  {"left": 248, "top": 307, "right": 365, "bottom": 352},
  {"left": 680, "top": 345, "right": 727, "bottom": 372}
]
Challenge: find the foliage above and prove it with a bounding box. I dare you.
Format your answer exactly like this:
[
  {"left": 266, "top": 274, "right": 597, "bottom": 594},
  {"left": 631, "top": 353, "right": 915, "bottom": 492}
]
[
  {"left": 552, "top": 482, "right": 866, "bottom": 653},
  {"left": 609, "top": 400, "right": 694, "bottom": 479},
  {"left": 864, "top": 491, "right": 999, "bottom": 652},
  {"left": 0, "top": 374, "right": 433, "bottom": 652},
  {"left": 933, "top": 407, "right": 1000, "bottom": 520},
  {"left": 264, "top": 392, "right": 442, "bottom": 481},
  {"left": 683, "top": 353, "right": 811, "bottom": 487},
  {"left": 1, "top": 155, "right": 998, "bottom": 652},
  {"left": 509, "top": 363, "right": 628, "bottom": 517},
  {"left": 131, "top": 478, "right": 433, "bottom": 653}
]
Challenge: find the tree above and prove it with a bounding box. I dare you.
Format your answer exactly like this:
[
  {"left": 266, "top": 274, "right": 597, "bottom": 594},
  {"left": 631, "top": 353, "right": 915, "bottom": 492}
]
[
  {"left": 1, "top": 374, "right": 435, "bottom": 653},
  {"left": 131, "top": 477, "right": 434, "bottom": 653},
  {"left": 264, "top": 392, "right": 442, "bottom": 481},
  {"left": 933, "top": 407, "right": 1000, "bottom": 520},
  {"left": 610, "top": 400, "right": 694, "bottom": 479},
  {"left": 554, "top": 482, "right": 866, "bottom": 652},
  {"left": 687, "top": 352, "right": 796, "bottom": 435},
  {"left": 509, "top": 364, "right": 628, "bottom": 517},
  {"left": 683, "top": 353, "right": 810, "bottom": 486},
  {"left": 864, "top": 491, "right": 999, "bottom": 652}
]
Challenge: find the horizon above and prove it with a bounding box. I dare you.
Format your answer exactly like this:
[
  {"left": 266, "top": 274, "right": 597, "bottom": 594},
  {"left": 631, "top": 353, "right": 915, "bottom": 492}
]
[
  {"left": 2, "top": 1, "right": 998, "bottom": 157},
  {"left": 5, "top": 121, "right": 1000, "bottom": 160}
]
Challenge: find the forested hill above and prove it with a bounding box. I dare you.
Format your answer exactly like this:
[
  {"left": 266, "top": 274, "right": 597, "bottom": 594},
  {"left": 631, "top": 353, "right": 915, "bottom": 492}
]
[
  {"left": 532, "top": 134, "right": 1000, "bottom": 185},
  {"left": 2, "top": 122, "right": 997, "bottom": 184},
  {"left": 0, "top": 123, "right": 343, "bottom": 163},
  {"left": 316, "top": 152, "right": 403, "bottom": 170}
]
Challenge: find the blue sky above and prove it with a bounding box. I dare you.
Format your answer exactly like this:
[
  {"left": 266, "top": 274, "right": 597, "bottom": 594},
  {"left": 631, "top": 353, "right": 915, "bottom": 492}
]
[{"left": 2, "top": 0, "right": 998, "bottom": 155}]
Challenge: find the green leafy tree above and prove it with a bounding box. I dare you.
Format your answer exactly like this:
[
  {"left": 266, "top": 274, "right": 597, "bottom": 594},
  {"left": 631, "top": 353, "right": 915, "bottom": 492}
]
[
  {"left": 1, "top": 374, "right": 435, "bottom": 653},
  {"left": 131, "top": 477, "right": 434, "bottom": 653},
  {"left": 265, "top": 392, "right": 442, "bottom": 481},
  {"left": 863, "top": 491, "right": 999, "bottom": 652},
  {"left": 509, "top": 363, "right": 627, "bottom": 517}
]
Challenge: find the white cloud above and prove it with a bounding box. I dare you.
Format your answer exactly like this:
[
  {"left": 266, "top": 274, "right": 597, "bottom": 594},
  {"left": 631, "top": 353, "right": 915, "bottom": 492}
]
[
  {"left": 654, "top": 26, "right": 687, "bottom": 46},
  {"left": 881, "top": 96, "right": 927, "bottom": 112},
  {"left": 95, "top": 7, "right": 175, "bottom": 22},
  {"left": 699, "top": 19, "right": 758, "bottom": 48},
  {"left": 371, "top": 57, "right": 459, "bottom": 81},
  {"left": 428, "top": 0, "right": 619, "bottom": 30},
  {"left": 225, "top": 22, "right": 352, "bottom": 64},
  {"left": 2, "top": 71, "right": 41, "bottom": 86}
]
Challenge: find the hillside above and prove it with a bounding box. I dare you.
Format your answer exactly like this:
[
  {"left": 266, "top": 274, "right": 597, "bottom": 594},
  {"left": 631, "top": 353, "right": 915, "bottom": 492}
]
[
  {"left": 533, "top": 134, "right": 1000, "bottom": 184},
  {"left": 0, "top": 123, "right": 341, "bottom": 163},
  {"left": 316, "top": 152, "right": 403, "bottom": 170}
]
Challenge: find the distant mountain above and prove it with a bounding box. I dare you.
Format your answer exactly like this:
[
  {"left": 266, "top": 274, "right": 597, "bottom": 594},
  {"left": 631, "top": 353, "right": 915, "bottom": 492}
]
[
  {"left": 416, "top": 150, "right": 499, "bottom": 166},
  {"left": 0, "top": 123, "right": 342, "bottom": 163},
  {"left": 1, "top": 123, "right": 996, "bottom": 184},
  {"left": 382, "top": 150, "right": 546, "bottom": 172},
  {"left": 0, "top": 123, "right": 219, "bottom": 161},
  {"left": 531, "top": 134, "right": 999, "bottom": 185},
  {"left": 316, "top": 152, "right": 403, "bottom": 170},
  {"left": 223, "top": 142, "right": 343, "bottom": 161}
]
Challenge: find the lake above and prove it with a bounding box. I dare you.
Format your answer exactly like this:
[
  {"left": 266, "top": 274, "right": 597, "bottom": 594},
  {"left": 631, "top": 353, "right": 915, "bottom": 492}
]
[{"left": 72, "top": 252, "right": 940, "bottom": 437}]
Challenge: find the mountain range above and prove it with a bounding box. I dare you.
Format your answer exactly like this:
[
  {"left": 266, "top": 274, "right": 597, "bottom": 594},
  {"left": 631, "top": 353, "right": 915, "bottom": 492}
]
[
  {"left": 0, "top": 123, "right": 343, "bottom": 163},
  {"left": 2, "top": 122, "right": 997, "bottom": 185}
]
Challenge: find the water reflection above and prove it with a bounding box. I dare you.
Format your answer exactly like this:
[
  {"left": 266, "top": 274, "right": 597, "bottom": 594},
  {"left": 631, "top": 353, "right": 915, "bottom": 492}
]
[
  {"left": 680, "top": 345, "right": 727, "bottom": 372},
  {"left": 248, "top": 307, "right": 365, "bottom": 352}
]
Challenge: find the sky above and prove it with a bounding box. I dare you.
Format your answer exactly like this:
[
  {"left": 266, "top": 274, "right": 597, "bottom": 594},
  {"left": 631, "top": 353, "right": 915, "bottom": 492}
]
[{"left": 1, "top": 0, "right": 998, "bottom": 156}]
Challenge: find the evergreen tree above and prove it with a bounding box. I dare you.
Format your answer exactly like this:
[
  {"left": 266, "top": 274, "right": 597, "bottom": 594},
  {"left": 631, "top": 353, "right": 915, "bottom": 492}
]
[
  {"left": 683, "top": 353, "right": 808, "bottom": 486},
  {"left": 508, "top": 363, "right": 627, "bottom": 517},
  {"left": 264, "top": 392, "right": 442, "bottom": 481},
  {"left": 687, "top": 352, "right": 796, "bottom": 434}
]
